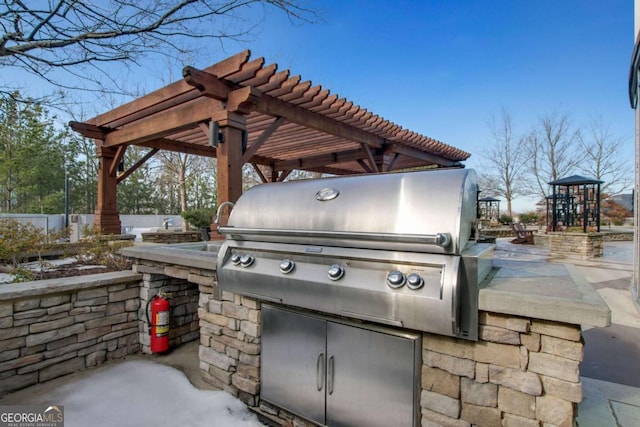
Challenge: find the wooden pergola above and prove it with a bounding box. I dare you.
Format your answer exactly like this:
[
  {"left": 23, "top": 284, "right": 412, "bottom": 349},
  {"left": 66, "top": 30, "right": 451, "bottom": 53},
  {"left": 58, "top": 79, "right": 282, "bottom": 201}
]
[{"left": 70, "top": 50, "right": 471, "bottom": 235}]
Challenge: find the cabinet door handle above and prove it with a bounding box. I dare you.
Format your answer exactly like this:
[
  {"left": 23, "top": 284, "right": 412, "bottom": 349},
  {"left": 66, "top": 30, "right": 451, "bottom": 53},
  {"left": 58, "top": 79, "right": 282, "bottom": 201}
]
[
  {"left": 327, "top": 355, "right": 335, "bottom": 395},
  {"left": 316, "top": 353, "right": 325, "bottom": 391}
]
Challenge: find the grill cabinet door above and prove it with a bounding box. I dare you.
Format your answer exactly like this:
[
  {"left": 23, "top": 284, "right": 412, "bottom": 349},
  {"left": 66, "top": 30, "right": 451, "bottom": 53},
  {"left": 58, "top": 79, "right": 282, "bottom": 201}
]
[
  {"left": 261, "top": 306, "right": 327, "bottom": 425},
  {"left": 326, "top": 322, "right": 418, "bottom": 427}
]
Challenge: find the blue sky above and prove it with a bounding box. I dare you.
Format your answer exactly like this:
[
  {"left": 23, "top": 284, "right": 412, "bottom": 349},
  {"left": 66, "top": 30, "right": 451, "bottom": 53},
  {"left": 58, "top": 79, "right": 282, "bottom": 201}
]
[
  {"left": 8, "top": 1, "right": 635, "bottom": 212},
  {"left": 228, "top": 1, "right": 634, "bottom": 211}
]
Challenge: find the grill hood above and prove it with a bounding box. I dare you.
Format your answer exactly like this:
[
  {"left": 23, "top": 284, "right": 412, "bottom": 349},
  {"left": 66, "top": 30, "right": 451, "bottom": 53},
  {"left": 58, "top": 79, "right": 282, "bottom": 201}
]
[{"left": 221, "top": 168, "right": 478, "bottom": 255}]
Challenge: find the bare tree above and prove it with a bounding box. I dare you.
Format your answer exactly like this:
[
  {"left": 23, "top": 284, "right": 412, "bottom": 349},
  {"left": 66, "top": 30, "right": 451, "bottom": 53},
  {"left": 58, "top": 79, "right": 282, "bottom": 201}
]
[
  {"left": 478, "top": 109, "right": 528, "bottom": 217},
  {"left": 158, "top": 151, "right": 212, "bottom": 227},
  {"left": 241, "top": 164, "right": 324, "bottom": 190},
  {"left": 577, "top": 117, "right": 632, "bottom": 195},
  {"left": 0, "top": 1, "right": 314, "bottom": 95},
  {"left": 524, "top": 112, "right": 580, "bottom": 200}
]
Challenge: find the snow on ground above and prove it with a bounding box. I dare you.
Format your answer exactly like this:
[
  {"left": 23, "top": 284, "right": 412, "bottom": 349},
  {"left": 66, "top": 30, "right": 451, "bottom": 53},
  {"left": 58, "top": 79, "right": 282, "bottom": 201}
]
[
  {"left": 22, "top": 257, "right": 78, "bottom": 271},
  {"left": 47, "top": 360, "right": 262, "bottom": 427},
  {"left": 0, "top": 257, "right": 107, "bottom": 284}
]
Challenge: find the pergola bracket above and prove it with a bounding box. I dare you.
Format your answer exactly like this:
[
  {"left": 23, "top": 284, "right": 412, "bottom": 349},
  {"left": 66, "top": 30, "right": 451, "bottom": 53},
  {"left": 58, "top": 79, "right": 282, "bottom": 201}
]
[
  {"left": 116, "top": 148, "right": 160, "bottom": 184},
  {"left": 251, "top": 164, "right": 268, "bottom": 183},
  {"left": 243, "top": 116, "right": 285, "bottom": 163},
  {"left": 108, "top": 145, "right": 128, "bottom": 177}
]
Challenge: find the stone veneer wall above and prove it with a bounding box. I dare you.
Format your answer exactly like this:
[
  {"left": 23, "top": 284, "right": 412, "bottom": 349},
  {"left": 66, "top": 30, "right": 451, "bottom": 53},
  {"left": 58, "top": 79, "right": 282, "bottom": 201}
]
[
  {"left": 0, "top": 272, "right": 142, "bottom": 396},
  {"left": 536, "top": 231, "right": 632, "bottom": 248},
  {"left": 478, "top": 228, "right": 523, "bottom": 238},
  {"left": 601, "top": 231, "right": 634, "bottom": 241},
  {"left": 195, "top": 283, "right": 584, "bottom": 427},
  {"left": 421, "top": 312, "right": 582, "bottom": 427},
  {"left": 548, "top": 232, "right": 603, "bottom": 260},
  {"left": 198, "top": 287, "right": 262, "bottom": 407}
]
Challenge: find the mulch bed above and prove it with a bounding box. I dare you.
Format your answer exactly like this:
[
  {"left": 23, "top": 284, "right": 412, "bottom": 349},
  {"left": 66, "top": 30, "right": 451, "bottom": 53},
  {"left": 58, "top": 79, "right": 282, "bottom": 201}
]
[
  {"left": 35, "top": 261, "right": 133, "bottom": 280},
  {"left": 2, "top": 259, "right": 133, "bottom": 282}
]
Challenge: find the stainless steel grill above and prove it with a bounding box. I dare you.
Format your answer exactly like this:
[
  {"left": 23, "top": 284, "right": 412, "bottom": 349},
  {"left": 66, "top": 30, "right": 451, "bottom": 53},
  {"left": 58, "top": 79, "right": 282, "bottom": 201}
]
[{"left": 216, "top": 168, "right": 493, "bottom": 340}]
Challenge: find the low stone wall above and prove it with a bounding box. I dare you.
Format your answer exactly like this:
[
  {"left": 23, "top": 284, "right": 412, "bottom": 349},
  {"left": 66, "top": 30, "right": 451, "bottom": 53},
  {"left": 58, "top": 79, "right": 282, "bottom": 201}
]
[
  {"left": 0, "top": 272, "right": 142, "bottom": 396},
  {"left": 0, "top": 268, "right": 201, "bottom": 397},
  {"left": 548, "top": 232, "right": 603, "bottom": 260},
  {"left": 478, "top": 228, "right": 517, "bottom": 238},
  {"left": 533, "top": 233, "right": 549, "bottom": 247},
  {"left": 536, "top": 231, "right": 632, "bottom": 248},
  {"left": 141, "top": 231, "right": 202, "bottom": 244},
  {"left": 601, "top": 231, "right": 633, "bottom": 242}
]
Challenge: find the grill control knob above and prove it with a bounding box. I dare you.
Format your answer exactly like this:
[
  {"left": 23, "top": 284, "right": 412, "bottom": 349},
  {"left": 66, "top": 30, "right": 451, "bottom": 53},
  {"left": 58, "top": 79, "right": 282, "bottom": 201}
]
[
  {"left": 406, "top": 273, "right": 424, "bottom": 290},
  {"left": 230, "top": 254, "right": 241, "bottom": 265},
  {"left": 387, "top": 270, "right": 406, "bottom": 288},
  {"left": 279, "top": 259, "right": 295, "bottom": 274},
  {"left": 327, "top": 264, "right": 345, "bottom": 281},
  {"left": 239, "top": 254, "right": 254, "bottom": 268}
]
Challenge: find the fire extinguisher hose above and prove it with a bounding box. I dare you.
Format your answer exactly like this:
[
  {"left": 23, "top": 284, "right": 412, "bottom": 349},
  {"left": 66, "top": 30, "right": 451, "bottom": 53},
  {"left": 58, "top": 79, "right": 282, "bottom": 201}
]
[
  {"left": 145, "top": 293, "right": 172, "bottom": 334},
  {"left": 145, "top": 297, "right": 154, "bottom": 334}
]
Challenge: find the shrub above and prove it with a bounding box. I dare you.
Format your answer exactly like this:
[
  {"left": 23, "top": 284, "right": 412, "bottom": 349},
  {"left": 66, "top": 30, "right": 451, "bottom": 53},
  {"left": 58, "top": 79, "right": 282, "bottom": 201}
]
[
  {"left": 499, "top": 214, "right": 513, "bottom": 225},
  {"left": 0, "top": 221, "right": 132, "bottom": 283},
  {"left": 0, "top": 219, "right": 68, "bottom": 282},
  {"left": 79, "top": 226, "right": 133, "bottom": 270},
  {"left": 181, "top": 208, "right": 216, "bottom": 229},
  {"left": 519, "top": 212, "right": 538, "bottom": 225},
  {"left": 0, "top": 219, "right": 47, "bottom": 266}
]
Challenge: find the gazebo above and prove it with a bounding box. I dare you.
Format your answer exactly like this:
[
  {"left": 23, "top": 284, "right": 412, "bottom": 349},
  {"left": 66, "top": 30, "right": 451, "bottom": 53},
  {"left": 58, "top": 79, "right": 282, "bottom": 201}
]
[
  {"left": 547, "top": 175, "right": 603, "bottom": 233},
  {"left": 69, "top": 51, "right": 470, "bottom": 234},
  {"left": 477, "top": 196, "right": 500, "bottom": 224}
]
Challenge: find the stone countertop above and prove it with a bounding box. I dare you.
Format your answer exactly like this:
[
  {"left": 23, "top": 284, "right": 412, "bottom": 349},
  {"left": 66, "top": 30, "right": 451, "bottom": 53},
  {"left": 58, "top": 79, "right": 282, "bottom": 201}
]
[
  {"left": 122, "top": 242, "right": 222, "bottom": 271},
  {"left": 123, "top": 242, "right": 611, "bottom": 329},
  {"left": 0, "top": 271, "right": 141, "bottom": 301},
  {"left": 480, "top": 258, "right": 611, "bottom": 328}
]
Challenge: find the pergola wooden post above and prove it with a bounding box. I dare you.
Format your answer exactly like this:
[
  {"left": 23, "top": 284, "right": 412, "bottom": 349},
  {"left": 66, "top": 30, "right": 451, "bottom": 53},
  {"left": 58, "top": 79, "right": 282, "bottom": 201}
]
[
  {"left": 95, "top": 146, "right": 122, "bottom": 234},
  {"left": 211, "top": 110, "right": 246, "bottom": 234}
]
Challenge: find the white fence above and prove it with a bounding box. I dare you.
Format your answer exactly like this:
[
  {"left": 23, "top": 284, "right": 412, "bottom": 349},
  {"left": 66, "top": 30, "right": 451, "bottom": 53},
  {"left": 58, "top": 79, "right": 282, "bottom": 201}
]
[
  {"left": 0, "top": 214, "right": 185, "bottom": 237},
  {"left": 0, "top": 214, "right": 65, "bottom": 234}
]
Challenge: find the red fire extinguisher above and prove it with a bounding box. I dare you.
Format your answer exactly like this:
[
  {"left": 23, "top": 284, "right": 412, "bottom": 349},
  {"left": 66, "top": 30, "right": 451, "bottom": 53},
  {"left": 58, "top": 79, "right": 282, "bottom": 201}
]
[{"left": 147, "top": 293, "right": 170, "bottom": 353}]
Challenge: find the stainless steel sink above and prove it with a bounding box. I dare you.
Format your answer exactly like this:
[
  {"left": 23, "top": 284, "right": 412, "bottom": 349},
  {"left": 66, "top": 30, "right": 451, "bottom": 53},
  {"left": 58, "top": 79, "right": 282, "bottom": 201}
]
[{"left": 170, "top": 242, "right": 222, "bottom": 253}]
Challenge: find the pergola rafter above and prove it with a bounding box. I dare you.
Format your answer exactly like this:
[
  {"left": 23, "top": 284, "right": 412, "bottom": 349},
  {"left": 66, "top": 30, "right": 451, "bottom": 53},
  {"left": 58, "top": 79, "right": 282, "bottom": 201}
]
[{"left": 69, "top": 50, "right": 471, "bottom": 235}]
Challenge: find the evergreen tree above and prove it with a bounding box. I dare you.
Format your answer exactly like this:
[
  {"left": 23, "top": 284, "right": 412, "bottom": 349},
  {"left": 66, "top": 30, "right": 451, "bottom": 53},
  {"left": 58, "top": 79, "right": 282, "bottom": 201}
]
[{"left": 0, "top": 94, "right": 68, "bottom": 213}]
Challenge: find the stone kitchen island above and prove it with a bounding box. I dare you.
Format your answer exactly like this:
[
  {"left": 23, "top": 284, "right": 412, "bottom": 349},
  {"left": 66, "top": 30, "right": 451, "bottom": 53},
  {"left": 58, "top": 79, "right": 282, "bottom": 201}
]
[{"left": 123, "top": 243, "right": 610, "bottom": 427}]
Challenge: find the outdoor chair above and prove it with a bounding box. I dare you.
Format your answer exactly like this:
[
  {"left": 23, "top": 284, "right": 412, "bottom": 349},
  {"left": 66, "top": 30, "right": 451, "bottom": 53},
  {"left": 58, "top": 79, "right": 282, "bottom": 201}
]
[{"left": 511, "top": 222, "right": 534, "bottom": 244}]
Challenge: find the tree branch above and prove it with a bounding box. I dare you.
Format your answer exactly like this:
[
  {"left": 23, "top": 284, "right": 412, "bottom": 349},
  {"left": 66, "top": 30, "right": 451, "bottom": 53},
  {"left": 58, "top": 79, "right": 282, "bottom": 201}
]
[{"left": 0, "top": 0, "right": 316, "bottom": 92}]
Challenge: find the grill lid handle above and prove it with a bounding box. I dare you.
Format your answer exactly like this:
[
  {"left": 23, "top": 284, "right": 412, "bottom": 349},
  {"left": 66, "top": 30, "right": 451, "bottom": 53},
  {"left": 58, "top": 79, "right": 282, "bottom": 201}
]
[
  {"left": 214, "top": 201, "right": 235, "bottom": 227},
  {"left": 218, "top": 227, "right": 452, "bottom": 248}
]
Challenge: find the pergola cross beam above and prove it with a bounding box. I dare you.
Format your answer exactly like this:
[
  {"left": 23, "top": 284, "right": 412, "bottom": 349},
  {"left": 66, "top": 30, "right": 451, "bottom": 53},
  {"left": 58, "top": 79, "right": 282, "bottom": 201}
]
[{"left": 184, "top": 67, "right": 386, "bottom": 150}]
